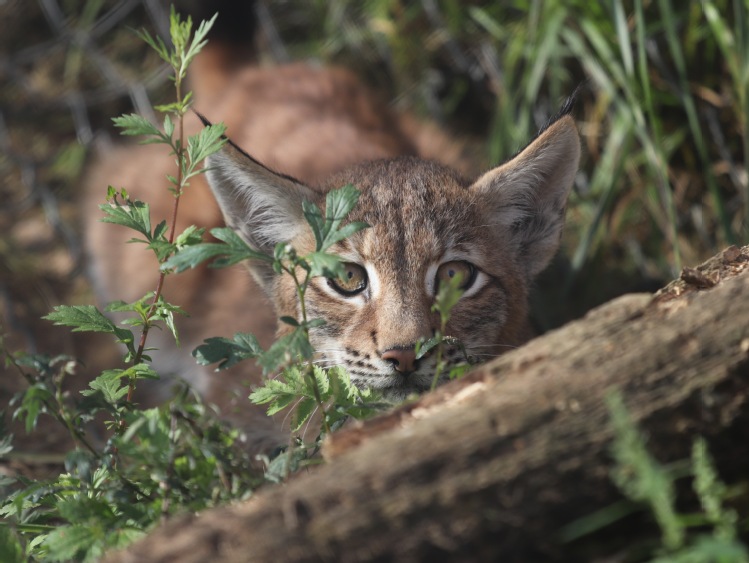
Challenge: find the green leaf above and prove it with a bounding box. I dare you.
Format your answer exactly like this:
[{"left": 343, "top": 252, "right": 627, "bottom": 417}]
[
  {"left": 64, "top": 450, "right": 95, "bottom": 483},
  {"left": 174, "top": 225, "right": 204, "bottom": 248},
  {"left": 0, "top": 431, "right": 13, "bottom": 457},
  {"left": 691, "top": 438, "right": 737, "bottom": 540},
  {"left": 313, "top": 365, "right": 331, "bottom": 399},
  {"left": 291, "top": 398, "right": 317, "bottom": 432},
  {"left": 432, "top": 270, "right": 465, "bottom": 324},
  {"left": 0, "top": 526, "right": 24, "bottom": 563},
  {"left": 43, "top": 305, "right": 117, "bottom": 333},
  {"left": 136, "top": 27, "right": 170, "bottom": 64},
  {"left": 607, "top": 391, "right": 683, "bottom": 550},
  {"left": 151, "top": 299, "right": 187, "bottom": 346},
  {"left": 649, "top": 535, "right": 749, "bottom": 563},
  {"left": 210, "top": 227, "right": 272, "bottom": 266},
  {"left": 186, "top": 123, "right": 227, "bottom": 172},
  {"left": 82, "top": 370, "right": 129, "bottom": 405},
  {"left": 264, "top": 392, "right": 299, "bottom": 417},
  {"left": 249, "top": 378, "right": 294, "bottom": 407},
  {"left": 112, "top": 114, "right": 165, "bottom": 143},
  {"left": 42, "top": 524, "right": 99, "bottom": 562},
  {"left": 147, "top": 240, "right": 177, "bottom": 263},
  {"left": 183, "top": 12, "right": 218, "bottom": 69},
  {"left": 258, "top": 328, "right": 313, "bottom": 374},
  {"left": 16, "top": 384, "right": 53, "bottom": 433},
  {"left": 415, "top": 336, "right": 441, "bottom": 360},
  {"left": 161, "top": 227, "right": 270, "bottom": 273},
  {"left": 163, "top": 114, "right": 174, "bottom": 140},
  {"left": 306, "top": 252, "right": 345, "bottom": 279},
  {"left": 44, "top": 306, "right": 134, "bottom": 350},
  {"left": 193, "top": 333, "right": 263, "bottom": 370},
  {"left": 303, "top": 185, "right": 368, "bottom": 252},
  {"left": 99, "top": 199, "right": 152, "bottom": 241}
]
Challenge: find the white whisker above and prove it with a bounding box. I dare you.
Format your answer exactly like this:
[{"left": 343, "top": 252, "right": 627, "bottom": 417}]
[
  {"left": 301, "top": 405, "right": 320, "bottom": 442},
  {"left": 281, "top": 395, "right": 306, "bottom": 428}
]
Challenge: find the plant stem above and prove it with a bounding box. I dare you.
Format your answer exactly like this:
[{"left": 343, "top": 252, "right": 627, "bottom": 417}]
[
  {"left": 291, "top": 266, "right": 331, "bottom": 435},
  {"left": 128, "top": 79, "right": 187, "bottom": 404},
  {"left": 1, "top": 342, "right": 100, "bottom": 457},
  {"left": 430, "top": 323, "right": 447, "bottom": 392}
]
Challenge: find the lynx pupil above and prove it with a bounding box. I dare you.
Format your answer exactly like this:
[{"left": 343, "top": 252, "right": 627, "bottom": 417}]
[
  {"left": 436, "top": 261, "right": 475, "bottom": 291},
  {"left": 329, "top": 262, "right": 367, "bottom": 296}
]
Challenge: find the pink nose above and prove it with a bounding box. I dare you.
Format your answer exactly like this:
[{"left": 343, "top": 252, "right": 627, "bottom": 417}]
[{"left": 381, "top": 347, "right": 417, "bottom": 374}]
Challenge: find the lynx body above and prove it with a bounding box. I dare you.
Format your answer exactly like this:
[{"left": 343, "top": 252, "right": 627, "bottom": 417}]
[{"left": 86, "top": 49, "right": 580, "bottom": 409}]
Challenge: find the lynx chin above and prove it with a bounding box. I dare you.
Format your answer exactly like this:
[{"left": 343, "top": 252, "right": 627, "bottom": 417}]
[{"left": 86, "top": 42, "right": 580, "bottom": 407}]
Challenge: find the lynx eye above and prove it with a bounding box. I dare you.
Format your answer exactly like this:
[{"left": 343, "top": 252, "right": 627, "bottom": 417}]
[
  {"left": 435, "top": 261, "right": 476, "bottom": 292},
  {"left": 328, "top": 262, "right": 368, "bottom": 296}
]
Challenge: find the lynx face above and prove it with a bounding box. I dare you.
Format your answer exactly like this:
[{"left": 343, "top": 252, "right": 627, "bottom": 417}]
[{"left": 205, "top": 113, "right": 580, "bottom": 399}]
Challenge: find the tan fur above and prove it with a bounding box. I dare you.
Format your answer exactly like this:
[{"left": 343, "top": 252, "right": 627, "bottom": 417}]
[{"left": 86, "top": 45, "right": 579, "bottom": 417}]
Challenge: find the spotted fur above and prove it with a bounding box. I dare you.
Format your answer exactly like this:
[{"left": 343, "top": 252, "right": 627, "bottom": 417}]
[
  {"left": 86, "top": 43, "right": 580, "bottom": 409},
  {"left": 206, "top": 111, "right": 580, "bottom": 400}
]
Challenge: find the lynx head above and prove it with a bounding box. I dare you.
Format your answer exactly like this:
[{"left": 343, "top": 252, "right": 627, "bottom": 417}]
[{"left": 205, "top": 112, "right": 580, "bottom": 399}]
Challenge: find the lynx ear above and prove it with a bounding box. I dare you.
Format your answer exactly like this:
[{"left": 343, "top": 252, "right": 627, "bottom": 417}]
[
  {"left": 205, "top": 140, "right": 317, "bottom": 291},
  {"left": 470, "top": 115, "right": 580, "bottom": 280}
]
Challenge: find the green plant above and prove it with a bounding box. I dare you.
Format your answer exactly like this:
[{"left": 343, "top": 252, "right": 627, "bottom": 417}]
[
  {"left": 411, "top": 270, "right": 475, "bottom": 391},
  {"left": 264, "top": 1, "right": 749, "bottom": 329},
  {"left": 165, "top": 185, "right": 392, "bottom": 478},
  {"left": 2, "top": 7, "right": 436, "bottom": 557},
  {"left": 0, "top": 9, "right": 262, "bottom": 560},
  {"left": 561, "top": 391, "right": 748, "bottom": 562}
]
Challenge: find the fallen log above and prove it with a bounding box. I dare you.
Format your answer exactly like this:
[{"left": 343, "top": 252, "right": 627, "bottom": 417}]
[{"left": 109, "top": 245, "right": 749, "bottom": 562}]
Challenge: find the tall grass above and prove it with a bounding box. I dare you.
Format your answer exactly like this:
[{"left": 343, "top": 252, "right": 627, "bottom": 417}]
[{"left": 268, "top": 0, "right": 749, "bottom": 285}]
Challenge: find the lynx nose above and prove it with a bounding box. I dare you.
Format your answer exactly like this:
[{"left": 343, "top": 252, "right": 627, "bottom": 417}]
[{"left": 382, "top": 347, "right": 417, "bottom": 374}]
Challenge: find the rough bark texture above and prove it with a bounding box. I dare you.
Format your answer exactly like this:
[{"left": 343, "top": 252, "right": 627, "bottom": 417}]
[{"left": 108, "top": 246, "right": 749, "bottom": 563}]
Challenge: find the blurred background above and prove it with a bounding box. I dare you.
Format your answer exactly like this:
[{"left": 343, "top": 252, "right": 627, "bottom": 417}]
[{"left": 1, "top": 0, "right": 747, "bottom": 367}]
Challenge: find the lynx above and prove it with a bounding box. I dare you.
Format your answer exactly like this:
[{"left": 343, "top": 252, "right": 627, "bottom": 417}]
[{"left": 85, "top": 44, "right": 580, "bottom": 412}]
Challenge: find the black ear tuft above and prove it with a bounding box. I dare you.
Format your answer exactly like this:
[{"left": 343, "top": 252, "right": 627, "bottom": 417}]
[{"left": 537, "top": 83, "right": 585, "bottom": 136}]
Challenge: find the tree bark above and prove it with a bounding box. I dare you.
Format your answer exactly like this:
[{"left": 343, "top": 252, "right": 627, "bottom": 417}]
[{"left": 108, "top": 246, "right": 749, "bottom": 563}]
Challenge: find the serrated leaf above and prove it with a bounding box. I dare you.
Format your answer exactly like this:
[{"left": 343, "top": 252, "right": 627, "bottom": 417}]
[
  {"left": 183, "top": 12, "right": 218, "bottom": 67},
  {"left": 82, "top": 370, "right": 129, "bottom": 405},
  {"left": 161, "top": 227, "right": 270, "bottom": 273},
  {"left": 160, "top": 242, "right": 230, "bottom": 272},
  {"left": 42, "top": 524, "right": 99, "bottom": 562},
  {"left": 148, "top": 239, "right": 177, "bottom": 262},
  {"left": 153, "top": 220, "right": 169, "bottom": 241},
  {"left": 306, "top": 252, "right": 344, "bottom": 279},
  {"left": 415, "top": 336, "right": 441, "bottom": 360},
  {"left": 303, "top": 185, "right": 368, "bottom": 252},
  {"left": 174, "top": 225, "right": 204, "bottom": 248},
  {"left": 312, "top": 365, "right": 331, "bottom": 399},
  {"left": 291, "top": 397, "right": 318, "bottom": 432},
  {"left": 104, "top": 295, "right": 151, "bottom": 314},
  {"left": 210, "top": 227, "right": 272, "bottom": 266},
  {"left": 324, "top": 221, "right": 370, "bottom": 248},
  {"left": 249, "top": 380, "right": 293, "bottom": 407},
  {"left": 112, "top": 114, "right": 164, "bottom": 141},
  {"left": 264, "top": 393, "right": 299, "bottom": 417},
  {"left": 258, "top": 328, "right": 313, "bottom": 374},
  {"left": 186, "top": 123, "right": 227, "bottom": 169},
  {"left": 193, "top": 333, "right": 263, "bottom": 370},
  {"left": 99, "top": 199, "right": 152, "bottom": 240},
  {"left": 44, "top": 306, "right": 134, "bottom": 349},
  {"left": 16, "top": 385, "right": 52, "bottom": 433},
  {"left": 136, "top": 27, "right": 170, "bottom": 63},
  {"left": 302, "top": 200, "right": 326, "bottom": 250}
]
